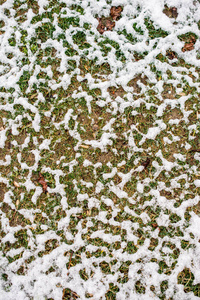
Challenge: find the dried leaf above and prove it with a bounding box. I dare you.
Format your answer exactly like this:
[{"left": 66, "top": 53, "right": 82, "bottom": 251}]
[
  {"left": 16, "top": 200, "right": 20, "bottom": 207},
  {"left": 97, "top": 6, "right": 122, "bottom": 34},
  {"left": 142, "top": 158, "right": 151, "bottom": 169},
  {"left": 152, "top": 223, "right": 158, "bottom": 228},
  {"left": 97, "top": 17, "right": 115, "bottom": 34},
  {"left": 171, "top": 7, "right": 178, "bottom": 18},
  {"left": 80, "top": 144, "right": 89, "bottom": 149},
  {"left": 182, "top": 36, "right": 196, "bottom": 52},
  {"left": 163, "top": 6, "right": 178, "bottom": 18},
  {"left": 166, "top": 50, "right": 177, "bottom": 60},
  {"left": 110, "top": 6, "right": 123, "bottom": 20},
  {"left": 93, "top": 124, "right": 98, "bottom": 131},
  {"left": 182, "top": 42, "right": 194, "bottom": 52},
  {"left": 105, "top": 18, "right": 115, "bottom": 31},
  {"left": 97, "top": 17, "right": 105, "bottom": 34},
  {"left": 30, "top": 93, "right": 37, "bottom": 99},
  {"left": 177, "top": 92, "right": 186, "bottom": 96},
  {"left": 14, "top": 181, "right": 20, "bottom": 188},
  {"left": 189, "top": 149, "right": 200, "bottom": 153},
  {"left": 38, "top": 173, "right": 48, "bottom": 193}
]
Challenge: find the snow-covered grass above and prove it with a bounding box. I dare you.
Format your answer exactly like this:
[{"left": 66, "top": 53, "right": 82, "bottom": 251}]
[{"left": 0, "top": 0, "right": 200, "bottom": 299}]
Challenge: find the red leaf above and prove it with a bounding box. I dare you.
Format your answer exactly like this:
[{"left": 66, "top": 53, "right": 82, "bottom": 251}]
[
  {"left": 38, "top": 173, "right": 48, "bottom": 193},
  {"left": 110, "top": 6, "right": 123, "bottom": 20}
]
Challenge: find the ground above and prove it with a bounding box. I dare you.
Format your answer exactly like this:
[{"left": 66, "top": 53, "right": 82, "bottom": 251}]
[{"left": 0, "top": 0, "right": 200, "bottom": 299}]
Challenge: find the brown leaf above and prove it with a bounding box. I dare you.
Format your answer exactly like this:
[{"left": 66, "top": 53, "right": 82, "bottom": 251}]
[
  {"left": 171, "top": 7, "right": 178, "bottom": 18},
  {"left": 93, "top": 124, "right": 99, "bottom": 131},
  {"left": 182, "top": 36, "right": 196, "bottom": 52},
  {"left": 97, "top": 6, "right": 122, "bottom": 34},
  {"left": 177, "top": 92, "right": 186, "bottom": 96},
  {"left": 38, "top": 173, "right": 48, "bottom": 193},
  {"left": 142, "top": 158, "right": 151, "bottom": 169},
  {"left": 105, "top": 18, "right": 115, "bottom": 31},
  {"left": 30, "top": 93, "right": 37, "bottom": 99},
  {"left": 97, "top": 17, "right": 115, "bottom": 34},
  {"left": 80, "top": 144, "right": 89, "bottom": 149},
  {"left": 152, "top": 223, "right": 158, "bottom": 228},
  {"left": 97, "top": 17, "right": 105, "bottom": 34},
  {"left": 166, "top": 50, "right": 177, "bottom": 60},
  {"left": 182, "top": 42, "right": 194, "bottom": 52},
  {"left": 110, "top": 6, "right": 123, "bottom": 20},
  {"left": 14, "top": 181, "right": 20, "bottom": 188},
  {"left": 189, "top": 149, "right": 200, "bottom": 153},
  {"left": 163, "top": 6, "right": 178, "bottom": 18}
]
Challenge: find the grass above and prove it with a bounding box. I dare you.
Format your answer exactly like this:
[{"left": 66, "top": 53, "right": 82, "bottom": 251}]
[{"left": 0, "top": 1, "right": 200, "bottom": 299}]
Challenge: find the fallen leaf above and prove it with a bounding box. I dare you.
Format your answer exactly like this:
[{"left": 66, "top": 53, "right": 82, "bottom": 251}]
[
  {"left": 38, "top": 173, "right": 48, "bottom": 193},
  {"left": 182, "top": 35, "right": 196, "bottom": 52},
  {"left": 16, "top": 200, "right": 20, "bottom": 207},
  {"left": 110, "top": 6, "right": 123, "bottom": 20},
  {"left": 182, "top": 42, "right": 195, "bottom": 52},
  {"left": 177, "top": 92, "right": 186, "bottom": 96},
  {"left": 76, "top": 214, "right": 83, "bottom": 219},
  {"left": 14, "top": 181, "right": 20, "bottom": 188},
  {"left": 97, "top": 18, "right": 105, "bottom": 34},
  {"left": 105, "top": 18, "right": 115, "bottom": 31},
  {"left": 152, "top": 223, "right": 158, "bottom": 228},
  {"left": 97, "top": 17, "right": 115, "bottom": 34},
  {"left": 189, "top": 149, "right": 200, "bottom": 153},
  {"left": 166, "top": 50, "right": 177, "bottom": 60},
  {"left": 97, "top": 6, "right": 122, "bottom": 34},
  {"left": 163, "top": 6, "right": 178, "bottom": 18},
  {"left": 93, "top": 124, "right": 98, "bottom": 131},
  {"left": 171, "top": 7, "right": 178, "bottom": 18},
  {"left": 80, "top": 144, "right": 89, "bottom": 149},
  {"left": 142, "top": 158, "right": 151, "bottom": 169},
  {"left": 30, "top": 93, "right": 37, "bottom": 99}
]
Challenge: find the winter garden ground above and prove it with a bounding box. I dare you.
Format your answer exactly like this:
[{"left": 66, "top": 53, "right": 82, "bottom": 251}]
[{"left": 0, "top": 0, "right": 200, "bottom": 299}]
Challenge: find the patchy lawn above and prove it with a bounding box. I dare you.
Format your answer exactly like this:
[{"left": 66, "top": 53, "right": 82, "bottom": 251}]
[{"left": 0, "top": 0, "right": 200, "bottom": 299}]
